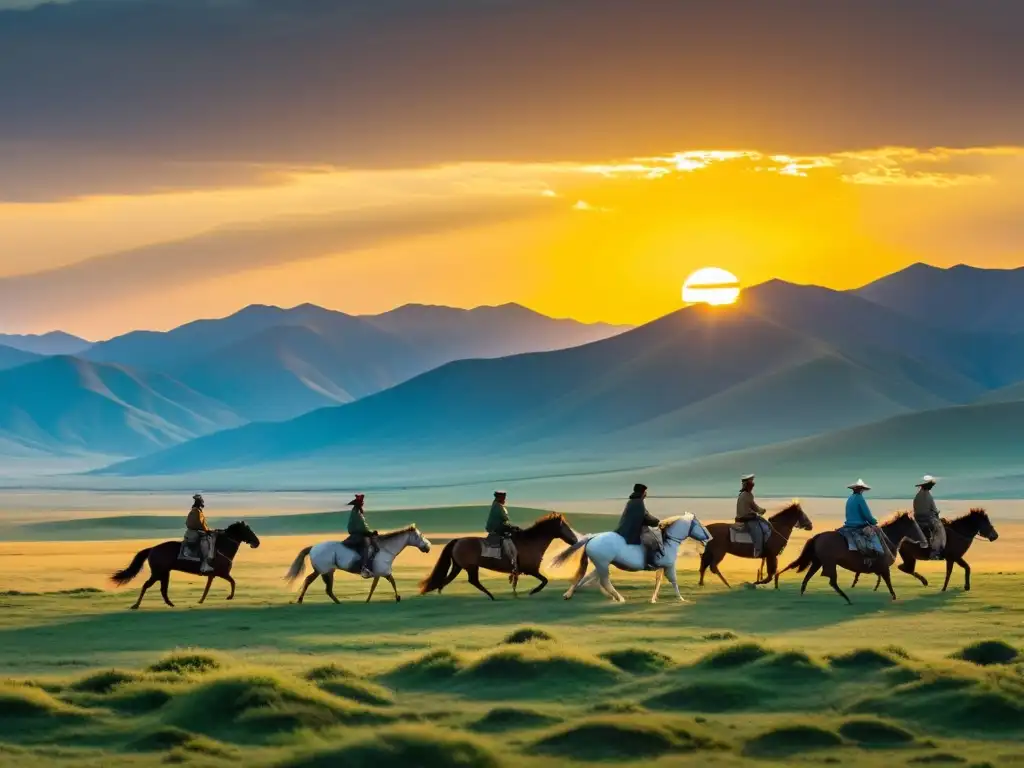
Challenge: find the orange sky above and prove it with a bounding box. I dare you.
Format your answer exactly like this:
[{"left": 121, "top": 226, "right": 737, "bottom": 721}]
[{"left": 2, "top": 146, "right": 1023, "bottom": 337}]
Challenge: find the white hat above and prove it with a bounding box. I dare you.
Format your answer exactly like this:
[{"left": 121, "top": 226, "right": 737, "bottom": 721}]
[
  {"left": 848, "top": 479, "right": 871, "bottom": 490},
  {"left": 741, "top": 474, "right": 755, "bottom": 482},
  {"left": 916, "top": 475, "right": 938, "bottom": 486}
]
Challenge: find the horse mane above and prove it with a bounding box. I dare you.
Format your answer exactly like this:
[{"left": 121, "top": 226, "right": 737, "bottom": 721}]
[
  {"left": 378, "top": 524, "right": 418, "bottom": 541},
  {"left": 880, "top": 510, "right": 912, "bottom": 527},
  {"left": 659, "top": 513, "right": 692, "bottom": 531},
  {"left": 520, "top": 512, "right": 567, "bottom": 539},
  {"left": 769, "top": 501, "right": 803, "bottom": 521},
  {"left": 945, "top": 508, "right": 988, "bottom": 531}
]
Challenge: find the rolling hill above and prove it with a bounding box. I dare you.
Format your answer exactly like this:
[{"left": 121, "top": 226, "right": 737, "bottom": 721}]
[
  {"left": 0, "top": 343, "right": 41, "bottom": 372},
  {"left": 100, "top": 280, "right": 1008, "bottom": 478},
  {"left": 0, "top": 356, "right": 244, "bottom": 458},
  {"left": 0, "top": 331, "right": 91, "bottom": 356}
]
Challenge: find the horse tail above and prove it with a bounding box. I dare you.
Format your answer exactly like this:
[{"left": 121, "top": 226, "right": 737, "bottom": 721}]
[
  {"left": 419, "top": 539, "right": 457, "bottom": 595},
  {"left": 573, "top": 549, "right": 590, "bottom": 584},
  {"left": 551, "top": 535, "right": 591, "bottom": 568},
  {"left": 110, "top": 547, "right": 151, "bottom": 586},
  {"left": 780, "top": 535, "right": 818, "bottom": 576},
  {"left": 284, "top": 546, "right": 313, "bottom": 584}
]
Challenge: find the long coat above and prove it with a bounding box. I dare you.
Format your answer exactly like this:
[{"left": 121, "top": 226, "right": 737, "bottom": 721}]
[
  {"left": 614, "top": 496, "right": 660, "bottom": 545},
  {"left": 186, "top": 505, "right": 210, "bottom": 532},
  {"left": 347, "top": 507, "right": 371, "bottom": 537},
  {"left": 844, "top": 493, "right": 877, "bottom": 528},
  {"left": 486, "top": 501, "right": 512, "bottom": 535},
  {"left": 735, "top": 490, "right": 765, "bottom": 522},
  {"left": 913, "top": 488, "right": 940, "bottom": 523}
]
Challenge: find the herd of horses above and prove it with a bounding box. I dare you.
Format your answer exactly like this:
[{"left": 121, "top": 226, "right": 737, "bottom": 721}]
[{"left": 109, "top": 502, "right": 1000, "bottom": 610}]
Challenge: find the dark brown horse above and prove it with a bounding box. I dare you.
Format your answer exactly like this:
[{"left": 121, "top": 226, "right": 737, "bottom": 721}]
[
  {"left": 776, "top": 512, "right": 926, "bottom": 603},
  {"left": 419, "top": 513, "right": 577, "bottom": 600},
  {"left": 852, "top": 508, "right": 999, "bottom": 593},
  {"left": 698, "top": 502, "right": 812, "bottom": 588},
  {"left": 110, "top": 521, "right": 260, "bottom": 609}
]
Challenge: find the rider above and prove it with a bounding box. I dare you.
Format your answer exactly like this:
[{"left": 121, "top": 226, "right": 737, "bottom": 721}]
[
  {"left": 736, "top": 473, "right": 767, "bottom": 557},
  {"left": 485, "top": 490, "right": 520, "bottom": 576},
  {"left": 843, "top": 479, "right": 885, "bottom": 562},
  {"left": 346, "top": 494, "right": 378, "bottom": 579},
  {"left": 185, "top": 493, "right": 216, "bottom": 574},
  {"left": 913, "top": 475, "right": 945, "bottom": 559},
  {"left": 614, "top": 483, "right": 661, "bottom": 569}
]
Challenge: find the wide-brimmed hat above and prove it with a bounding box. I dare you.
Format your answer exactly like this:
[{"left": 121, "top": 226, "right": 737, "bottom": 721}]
[
  {"left": 741, "top": 474, "right": 755, "bottom": 482},
  {"left": 494, "top": 490, "right": 507, "bottom": 498},
  {"left": 848, "top": 479, "right": 871, "bottom": 491},
  {"left": 916, "top": 475, "right": 939, "bottom": 487},
  {"left": 347, "top": 494, "right": 365, "bottom": 506}
]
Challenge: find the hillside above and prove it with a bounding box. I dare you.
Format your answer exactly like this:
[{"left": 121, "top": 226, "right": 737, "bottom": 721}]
[
  {"left": 0, "top": 331, "right": 91, "bottom": 356},
  {"left": 101, "top": 282, "right": 1000, "bottom": 478},
  {"left": 0, "top": 356, "right": 243, "bottom": 458},
  {"left": 0, "top": 343, "right": 40, "bottom": 371}
]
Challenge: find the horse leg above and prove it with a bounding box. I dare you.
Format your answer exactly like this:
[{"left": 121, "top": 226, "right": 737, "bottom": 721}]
[
  {"left": 130, "top": 574, "right": 158, "bottom": 610},
  {"left": 800, "top": 562, "right": 821, "bottom": 595},
  {"left": 223, "top": 574, "right": 236, "bottom": 600},
  {"left": 366, "top": 577, "right": 380, "bottom": 603},
  {"left": 898, "top": 553, "right": 927, "bottom": 586},
  {"left": 954, "top": 556, "right": 971, "bottom": 591},
  {"left": 851, "top": 572, "right": 860, "bottom": 588},
  {"left": 598, "top": 567, "right": 625, "bottom": 603},
  {"left": 564, "top": 569, "right": 597, "bottom": 600},
  {"left": 711, "top": 562, "right": 731, "bottom": 589},
  {"left": 440, "top": 564, "right": 463, "bottom": 592},
  {"left": 296, "top": 572, "right": 319, "bottom": 603},
  {"left": 650, "top": 570, "right": 663, "bottom": 604},
  {"left": 755, "top": 554, "right": 778, "bottom": 585},
  {"left": 528, "top": 572, "right": 548, "bottom": 596},
  {"left": 466, "top": 567, "right": 495, "bottom": 601},
  {"left": 159, "top": 573, "right": 174, "bottom": 608},
  {"left": 667, "top": 568, "right": 686, "bottom": 603},
  {"left": 942, "top": 558, "right": 955, "bottom": 592},
  {"left": 873, "top": 574, "right": 882, "bottom": 592},
  {"left": 879, "top": 568, "right": 897, "bottom": 600},
  {"left": 323, "top": 572, "right": 341, "bottom": 604},
  {"left": 199, "top": 576, "right": 214, "bottom": 604},
  {"left": 823, "top": 565, "right": 851, "bottom": 605},
  {"left": 384, "top": 574, "right": 401, "bottom": 602}
]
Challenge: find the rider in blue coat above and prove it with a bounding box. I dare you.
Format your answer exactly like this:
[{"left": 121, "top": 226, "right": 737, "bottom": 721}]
[{"left": 843, "top": 479, "right": 884, "bottom": 557}]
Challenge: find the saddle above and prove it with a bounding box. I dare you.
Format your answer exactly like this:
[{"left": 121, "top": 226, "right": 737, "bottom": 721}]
[
  {"left": 728, "top": 519, "right": 770, "bottom": 544},
  {"left": 480, "top": 533, "right": 514, "bottom": 562},
  {"left": 178, "top": 539, "right": 202, "bottom": 562},
  {"left": 839, "top": 526, "right": 891, "bottom": 564}
]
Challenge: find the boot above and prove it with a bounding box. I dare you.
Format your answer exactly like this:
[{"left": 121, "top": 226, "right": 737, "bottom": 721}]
[
  {"left": 360, "top": 544, "right": 376, "bottom": 579},
  {"left": 199, "top": 539, "right": 214, "bottom": 573}
]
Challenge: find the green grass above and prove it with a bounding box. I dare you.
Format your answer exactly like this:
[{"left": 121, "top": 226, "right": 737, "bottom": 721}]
[{"left": 1, "top": 548, "right": 1023, "bottom": 766}]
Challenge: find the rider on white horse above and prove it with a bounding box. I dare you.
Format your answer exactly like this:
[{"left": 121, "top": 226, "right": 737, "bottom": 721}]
[{"left": 613, "top": 484, "right": 662, "bottom": 569}]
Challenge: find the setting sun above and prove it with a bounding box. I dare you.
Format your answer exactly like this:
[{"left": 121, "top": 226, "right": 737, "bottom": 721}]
[{"left": 682, "top": 267, "right": 741, "bottom": 306}]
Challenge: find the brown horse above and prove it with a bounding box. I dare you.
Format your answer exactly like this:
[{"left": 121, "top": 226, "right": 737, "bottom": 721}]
[
  {"left": 418, "top": 513, "right": 577, "bottom": 600},
  {"left": 698, "top": 502, "right": 812, "bottom": 588},
  {"left": 777, "top": 512, "right": 926, "bottom": 603},
  {"left": 852, "top": 508, "right": 999, "bottom": 593},
  {"left": 110, "top": 521, "right": 261, "bottom": 609}
]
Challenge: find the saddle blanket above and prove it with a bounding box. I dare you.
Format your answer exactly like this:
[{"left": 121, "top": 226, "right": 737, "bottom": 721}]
[
  {"left": 728, "top": 520, "right": 770, "bottom": 545},
  {"left": 839, "top": 527, "right": 890, "bottom": 561},
  {"left": 178, "top": 540, "right": 201, "bottom": 562},
  {"left": 481, "top": 543, "right": 503, "bottom": 559}
]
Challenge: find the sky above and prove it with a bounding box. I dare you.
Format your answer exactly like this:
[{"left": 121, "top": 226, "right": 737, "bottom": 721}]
[{"left": 2, "top": 0, "right": 1023, "bottom": 338}]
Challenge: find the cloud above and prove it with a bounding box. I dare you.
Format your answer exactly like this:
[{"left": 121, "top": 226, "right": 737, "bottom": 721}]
[{"left": 2, "top": 0, "right": 1024, "bottom": 200}]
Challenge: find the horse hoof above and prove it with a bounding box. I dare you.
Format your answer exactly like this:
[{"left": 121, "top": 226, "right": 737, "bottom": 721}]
[
  {"left": 129, "top": 605, "right": 139, "bottom": 611},
  {"left": 396, "top": 595, "right": 402, "bottom": 603}
]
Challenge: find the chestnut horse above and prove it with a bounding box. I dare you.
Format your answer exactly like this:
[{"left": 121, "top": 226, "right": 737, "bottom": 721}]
[
  {"left": 698, "top": 502, "right": 812, "bottom": 588},
  {"left": 419, "top": 513, "right": 577, "bottom": 600},
  {"left": 110, "top": 521, "right": 260, "bottom": 609},
  {"left": 852, "top": 508, "right": 998, "bottom": 593},
  {"left": 776, "top": 512, "right": 926, "bottom": 603}
]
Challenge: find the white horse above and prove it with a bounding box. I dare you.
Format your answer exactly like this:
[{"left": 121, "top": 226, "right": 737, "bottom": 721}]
[
  {"left": 284, "top": 525, "right": 431, "bottom": 603},
  {"left": 552, "top": 514, "right": 712, "bottom": 604}
]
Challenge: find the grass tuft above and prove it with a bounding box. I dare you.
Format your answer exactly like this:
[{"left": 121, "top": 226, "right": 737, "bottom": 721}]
[
  {"left": 950, "top": 640, "right": 1019, "bottom": 666},
  {"left": 752, "top": 650, "right": 830, "bottom": 681},
  {"left": 829, "top": 648, "right": 901, "bottom": 670},
  {"left": 147, "top": 652, "right": 221, "bottom": 676},
  {"left": 384, "top": 650, "right": 463, "bottom": 686},
  {"left": 458, "top": 646, "right": 619, "bottom": 691},
  {"left": 532, "top": 718, "right": 709, "bottom": 761},
  {"left": 599, "top": 648, "right": 674, "bottom": 674},
  {"left": 743, "top": 724, "right": 843, "bottom": 756},
  {"left": 276, "top": 726, "right": 502, "bottom": 768},
  {"left": 697, "top": 642, "right": 771, "bottom": 669},
  {"left": 469, "top": 706, "right": 561, "bottom": 733},
  {"left": 502, "top": 627, "right": 556, "bottom": 645},
  {"left": 908, "top": 755, "right": 968, "bottom": 764},
  {"left": 838, "top": 718, "right": 916, "bottom": 746},
  {"left": 69, "top": 669, "right": 140, "bottom": 694}
]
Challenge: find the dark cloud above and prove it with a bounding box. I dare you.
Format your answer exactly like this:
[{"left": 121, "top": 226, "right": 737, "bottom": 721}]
[
  {"left": 2, "top": 0, "right": 1023, "bottom": 200},
  {"left": 0, "top": 196, "right": 559, "bottom": 330}
]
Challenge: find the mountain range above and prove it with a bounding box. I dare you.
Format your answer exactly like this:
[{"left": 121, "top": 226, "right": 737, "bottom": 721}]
[{"left": 97, "top": 264, "right": 1024, "bottom": 497}]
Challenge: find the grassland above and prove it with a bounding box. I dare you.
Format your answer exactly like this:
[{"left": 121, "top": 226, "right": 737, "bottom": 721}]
[{"left": 0, "top": 504, "right": 1021, "bottom": 766}]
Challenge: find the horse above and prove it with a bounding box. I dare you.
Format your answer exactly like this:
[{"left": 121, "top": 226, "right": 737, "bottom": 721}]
[
  {"left": 284, "top": 525, "right": 431, "bottom": 603},
  {"left": 553, "top": 513, "right": 713, "bottom": 604},
  {"left": 698, "top": 502, "right": 813, "bottom": 588},
  {"left": 851, "top": 508, "right": 999, "bottom": 593},
  {"left": 418, "top": 513, "right": 577, "bottom": 600},
  {"left": 776, "top": 512, "right": 927, "bottom": 603},
  {"left": 110, "top": 521, "right": 261, "bottom": 610}
]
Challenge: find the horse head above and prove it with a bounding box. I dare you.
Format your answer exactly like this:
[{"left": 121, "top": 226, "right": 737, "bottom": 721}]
[
  {"left": 970, "top": 508, "right": 999, "bottom": 541},
  {"left": 889, "top": 512, "right": 927, "bottom": 547},
  {"left": 525, "top": 513, "right": 578, "bottom": 545},
  {"left": 226, "top": 520, "right": 261, "bottom": 549},
  {"left": 409, "top": 525, "right": 433, "bottom": 553},
  {"left": 661, "top": 514, "right": 711, "bottom": 545},
  {"left": 776, "top": 501, "right": 812, "bottom": 531}
]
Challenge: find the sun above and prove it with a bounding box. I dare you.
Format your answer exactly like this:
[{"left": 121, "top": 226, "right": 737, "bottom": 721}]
[{"left": 682, "top": 267, "right": 740, "bottom": 306}]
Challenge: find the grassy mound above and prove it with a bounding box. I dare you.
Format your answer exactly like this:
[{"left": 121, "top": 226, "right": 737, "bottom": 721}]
[
  {"left": 100, "top": 682, "right": 177, "bottom": 713},
  {"left": 164, "top": 671, "right": 384, "bottom": 741},
  {"left": 458, "top": 647, "right": 619, "bottom": 691},
  {"left": 647, "top": 680, "right": 769, "bottom": 712},
  {"left": 69, "top": 669, "right": 140, "bottom": 694},
  {"left": 304, "top": 664, "right": 356, "bottom": 683},
  {"left": 385, "top": 650, "right": 463, "bottom": 686},
  {"left": 147, "top": 652, "right": 221, "bottom": 676},
  {"left": 697, "top": 642, "right": 772, "bottom": 669},
  {"left": 502, "top": 627, "right": 556, "bottom": 645},
  {"left": 0, "top": 683, "right": 81, "bottom": 719},
  {"left": 908, "top": 755, "right": 968, "bottom": 764},
  {"left": 950, "top": 640, "right": 1020, "bottom": 666},
  {"left": 743, "top": 724, "right": 843, "bottom": 757},
  {"left": 702, "top": 631, "right": 739, "bottom": 641},
  {"left": 532, "top": 719, "right": 686, "bottom": 761},
  {"left": 129, "top": 727, "right": 232, "bottom": 758},
  {"left": 470, "top": 706, "right": 561, "bottom": 733},
  {"left": 839, "top": 718, "right": 916, "bottom": 746},
  {"left": 829, "top": 648, "right": 901, "bottom": 670},
  {"left": 318, "top": 678, "right": 394, "bottom": 707},
  {"left": 599, "top": 648, "right": 674, "bottom": 674},
  {"left": 277, "top": 727, "right": 502, "bottom": 768},
  {"left": 752, "top": 650, "right": 830, "bottom": 681}
]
